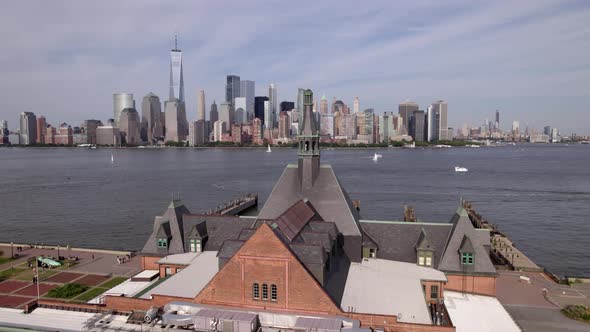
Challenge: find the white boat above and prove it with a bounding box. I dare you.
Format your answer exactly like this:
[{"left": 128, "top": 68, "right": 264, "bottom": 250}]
[
  {"left": 454, "top": 166, "right": 468, "bottom": 172},
  {"left": 435, "top": 144, "right": 452, "bottom": 148},
  {"left": 111, "top": 154, "right": 114, "bottom": 164},
  {"left": 372, "top": 153, "right": 382, "bottom": 162},
  {"left": 266, "top": 145, "right": 272, "bottom": 153},
  {"left": 466, "top": 144, "right": 480, "bottom": 148}
]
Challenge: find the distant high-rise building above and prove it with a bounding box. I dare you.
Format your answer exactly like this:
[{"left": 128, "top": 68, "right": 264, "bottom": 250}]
[
  {"left": 280, "top": 101, "right": 295, "bottom": 112},
  {"left": 96, "top": 125, "right": 121, "bottom": 146},
  {"left": 36, "top": 116, "right": 46, "bottom": 144},
  {"left": 252, "top": 118, "right": 263, "bottom": 145},
  {"left": 197, "top": 90, "right": 206, "bottom": 121},
  {"left": 113, "top": 93, "right": 134, "bottom": 127},
  {"left": 543, "top": 126, "right": 551, "bottom": 136},
  {"left": 379, "top": 112, "right": 397, "bottom": 143},
  {"left": 19, "top": 112, "right": 37, "bottom": 145},
  {"left": 209, "top": 100, "right": 218, "bottom": 133},
  {"left": 45, "top": 126, "right": 56, "bottom": 145},
  {"left": 512, "top": 121, "right": 520, "bottom": 137},
  {"left": 426, "top": 100, "right": 448, "bottom": 141},
  {"left": 55, "top": 124, "right": 73, "bottom": 145},
  {"left": 495, "top": 110, "right": 500, "bottom": 130},
  {"left": 254, "top": 96, "right": 268, "bottom": 126},
  {"left": 141, "top": 93, "right": 162, "bottom": 143},
  {"left": 119, "top": 108, "right": 141, "bottom": 145},
  {"left": 234, "top": 97, "right": 247, "bottom": 124},
  {"left": 83, "top": 120, "right": 102, "bottom": 145},
  {"left": 320, "top": 114, "right": 334, "bottom": 138},
  {"left": 226, "top": 75, "right": 240, "bottom": 105},
  {"left": 165, "top": 98, "right": 188, "bottom": 142},
  {"left": 0, "top": 120, "right": 8, "bottom": 144},
  {"left": 398, "top": 100, "right": 419, "bottom": 135},
  {"left": 278, "top": 111, "right": 290, "bottom": 139},
  {"left": 188, "top": 120, "right": 207, "bottom": 146},
  {"left": 320, "top": 93, "right": 328, "bottom": 114},
  {"left": 264, "top": 100, "right": 273, "bottom": 129},
  {"left": 409, "top": 110, "right": 426, "bottom": 142},
  {"left": 269, "top": 83, "right": 277, "bottom": 128},
  {"left": 296, "top": 88, "right": 305, "bottom": 114},
  {"left": 353, "top": 97, "right": 360, "bottom": 114},
  {"left": 218, "top": 102, "right": 234, "bottom": 131},
  {"left": 239, "top": 80, "right": 255, "bottom": 120},
  {"left": 169, "top": 35, "right": 185, "bottom": 102},
  {"left": 213, "top": 120, "right": 226, "bottom": 142}
]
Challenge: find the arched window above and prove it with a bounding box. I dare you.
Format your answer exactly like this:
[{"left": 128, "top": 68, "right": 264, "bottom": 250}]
[
  {"left": 262, "top": 284, "right": 268, "bottom": 300},
  {"left": 305, "top": 141, "right": 309, "bottom": 151},
  {"left": 312, "top": 141, "right": 316, "bottom": 151},
  {"left": 252, "top": 283, "right": 259, "bottom": 300},
  {"left": 271, "top": 284, "right": 277, "bottom": 301}
]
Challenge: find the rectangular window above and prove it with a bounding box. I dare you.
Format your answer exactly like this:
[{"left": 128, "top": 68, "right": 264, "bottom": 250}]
[
  {"left": 253, "top": 283, "right": 259, "bottom": 300},
  {"left": 271, "top": 284, "right": 277, "bottom": 301},
  {"left": 425, "top": 256, "right": 432, "bottom": 267},
  {"left": 190, "top": 239, "right": 201, "bottom": 253},
  {"left": 369, "top": 249, "right": 376, "bottom": 258},
  {"left": 262, "top": 284, "right": 268, "bottom": 300},
  {"left": 430, "top": 285, "right": 439, "bottom": 299},
  {"left": 418, "top": 256, "right": 425, "bottom": 266},
  {"left": 461, "top": 252, "right": 474, "bottom": 265},
  {"left": 165, "top": 267, "right": 172, "bottom": 277},
  {"left": 157, "top": 238, "right": 168, "bottom": 248}
]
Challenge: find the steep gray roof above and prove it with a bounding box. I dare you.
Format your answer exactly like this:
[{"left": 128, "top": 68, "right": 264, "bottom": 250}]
[
  {"left": 415, "top": 228, "right": 435, "bottom": 251},
  {"left": 218, "top": 240, "right": 246, "bottom": 259},
  {"left": 290, "top": 244, "right": 325, "bottom": 264},
  {"left": 183, "top": 215, "right": 255, "bottom": 251},
  {"left": 258, "top": 164, "right": 361, "bottom": 237},
  {"left": 142, "top": 201, "right": 191, "bottom": 255},
  {"left": 438, "top": 207, "right": 496, "bottom": 275},
  {"left": 360, "top": 221, "right": 452, "bottom": 268}
]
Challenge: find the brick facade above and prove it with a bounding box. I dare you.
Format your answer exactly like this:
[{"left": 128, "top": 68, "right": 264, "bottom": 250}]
[
  {"left": 444, "top": 274, "right": 496, "bottom": 297},
  {"left": 195, "top": 223, "right": 342, "bottom": 316},
  {"left": 141, "top": 255, "right": 161, "bottom": 271}
]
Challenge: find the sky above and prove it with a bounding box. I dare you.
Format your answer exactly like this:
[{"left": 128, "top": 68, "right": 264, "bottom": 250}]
[{"left": 0, "top": 0, "right": 589, "bottom": 134}]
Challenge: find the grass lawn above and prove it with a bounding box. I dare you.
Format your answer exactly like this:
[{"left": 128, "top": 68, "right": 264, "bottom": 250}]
[
  {"left": 14, "top": 261, "right": 78, "bottom": 282},
  {"left": 0, "top": 257, "right": 15, "bottom": 265},
  {"left": 73, "top": 287, "right": 108, "bottom": 302},
  {"left": 98, "top": 276, "right": 128, "bottom": 289},
  {"left": 46, "top": 283, "right": 89, "bottom": 299},
  {"left": 0, "top": 266, "right": 28, "bottom": 281}
]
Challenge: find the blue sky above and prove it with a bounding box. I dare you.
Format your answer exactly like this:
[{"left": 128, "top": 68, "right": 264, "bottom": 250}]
[{"left": 0, "top": 0, "right": 589, "bottom": 134}]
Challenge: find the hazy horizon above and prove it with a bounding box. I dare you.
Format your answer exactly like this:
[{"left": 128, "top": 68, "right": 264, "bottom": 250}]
[{"left": 1, "top": 0, "right": 589, "bottom": 135}]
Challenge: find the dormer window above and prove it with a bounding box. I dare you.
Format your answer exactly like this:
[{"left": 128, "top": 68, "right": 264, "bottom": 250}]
[
  {"left": 190, "top": 239, "right": 201, "bottom": 253},
  {"left": 417, "top": 250, "right": 433, "bottom": 267},
  {"left": 461, "top": 252, "right": 474, "bottom": 265},
  {"left": 157, "top": 238, "right": 168, "bottom": 248}
]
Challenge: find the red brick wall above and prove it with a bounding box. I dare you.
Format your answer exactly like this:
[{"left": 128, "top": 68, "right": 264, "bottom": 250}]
[
  {"left": 195, "top": 223, "right": 342, "bottom": 315},
  {"left": 349, "top": 313, "right": 455, "bottom": 332},
  {"left": 141, "top": 255, "right": 161, "bottom": 270},
  {"left": 445, "top": 275, "right": 496, "bottom": 296},
  {"left": 421, "top": 281, "right": 446, "bottom": 302}
]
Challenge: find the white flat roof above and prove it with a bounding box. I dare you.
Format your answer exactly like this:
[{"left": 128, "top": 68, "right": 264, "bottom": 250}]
[
  {"left": 0, "top": 308, "right": 96, "bottom": 332},
  {"left": 340, "top": 258, "right": 447, "bottom": 325},
  {"left": 444, "top": 291, "right": 520, "bottom": 332},
  {"left": 133, "top": 269, "right": 159, "bottom": 279},
  {"left": 88, "top": 278, "right": 160, "bottom": 304},
  {"left": 142, "top": 251, "right": 219, "bottom": 299},
  {"left": 157, "top": 252, "right": 201, "bottom": 265}
]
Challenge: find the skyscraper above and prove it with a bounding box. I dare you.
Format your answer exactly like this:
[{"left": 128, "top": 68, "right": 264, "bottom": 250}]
[
  {"left": 280, "top": 101, "right": 295, "bottom": 112},
  {"left": 398, "top": 100, "right": 419, "bottom": 134},
  {"left": 83, "top": 119, "right": 102, "bottom": 145},
  {"left": 254, "top": 96, "right": 268, "bottom": 126},
  {"left": 169, "top": 35, "right": 185, "bottom": 102},
  {"left": 234, "top": 97, "right": 247, "bottom": 124},
  {"left": 141, "top": 93, "right": 162, "bottom": 143},
  {"left": 119, "top": 108, "right": 141, "bottom": 145},
  {"left": 264, "top": 100, "right": 273, "bottom": 129},
  {"left": 269, "top": 83, "right": 277, "bottom": 128},
  {"left": 197, "top": 90, "right": 206, "bottom": 121},
  {"left": 36, "top": 116, "right": 46, "bottom": 144},
  {"left": 218, "top": 102, "right": 234, "bottom": 131},
  {"left": 296, "top": 88, "right": 305, "bottom": 114},
  {"left": 495, "top": 110, "right": 500, "bottom": 131},
  {"left": 409, "top": 110, "right": 426, "bottom": 142},
  {"left": 320, "top": 93, "right": 328, "bottom": 114},
  {"left": 113, "top": 93, "right": 134, "bottom": 127},
  {"left": 165, "top": 98, "right": 188, "bottom": 142},
  {"left": 209, "top": 100, "right": 218, "bottom": 133},
  {"left": 353, "top": 97, "right": 360, "bottom": 114},
  {"left": 226, "top": 75, "right": 240, "bottom": 105},
  {"left": 278, "top": 111, "right": 290, "bottom": 139},
  {"left": 239, "top": 80, "right": 255, "bottom": 120},
  {"left": 19, "top": 112, "right": 37, "bottom": 145}
]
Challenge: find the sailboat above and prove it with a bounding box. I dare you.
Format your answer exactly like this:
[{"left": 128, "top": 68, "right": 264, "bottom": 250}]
[
  {"left": 267, "top": 145, "right": 272, "bottom": 153},
  {"left": 111, "top": 154, "right": 115, "bottom": 164}
]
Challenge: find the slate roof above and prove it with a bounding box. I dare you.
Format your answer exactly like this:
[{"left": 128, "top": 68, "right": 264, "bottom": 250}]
[
  {"left": 183, "top": 215, "right": 255, "bottom": 251},
  {"left": 438, "top": 207, "right": 496, "bottom": 275},
  {"left": 218, "top": 240, "right": 246, "bottom": 259},
  {"left": 290, "top": 244, "right": 325, "bottom": 264},
  {"left": 272, "top": 200, "right": 322, "bottom": 241},
  {"left": 360, "top": 221, "right": 452, "bottom": 268},
  {"left": 142, "top": 202, "right": 191, "bottom": 255},
  {"left": 258, "top": 164, "right": 361, "bottom": 237}
]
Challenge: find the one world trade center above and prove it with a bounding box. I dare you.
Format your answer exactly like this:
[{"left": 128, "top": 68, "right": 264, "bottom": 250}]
[{"left": 169, "top": 34, "right": 185, "bottom": 102}]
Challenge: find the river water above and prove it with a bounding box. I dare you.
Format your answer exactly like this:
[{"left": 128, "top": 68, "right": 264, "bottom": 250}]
[{"left": 0, "top": 145, "right": 588, "bottom": 276}]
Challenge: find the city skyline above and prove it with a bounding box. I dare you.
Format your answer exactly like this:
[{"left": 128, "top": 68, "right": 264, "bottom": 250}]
[{"left": 0, "top": 1, "right": 589, "bottom": 134}]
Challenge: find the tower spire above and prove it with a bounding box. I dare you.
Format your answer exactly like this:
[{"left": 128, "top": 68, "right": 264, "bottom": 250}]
[
  {"left": 174, "top": 33, "right": 178, "bottom": 51},
  {"left": 298, "top": 89, "right": 320, "bottom": 191}
]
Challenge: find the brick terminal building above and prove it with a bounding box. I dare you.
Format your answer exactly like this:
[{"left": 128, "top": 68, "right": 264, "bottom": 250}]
[{"left": 105, "top": 90, "right": 497, "bottom": 331}]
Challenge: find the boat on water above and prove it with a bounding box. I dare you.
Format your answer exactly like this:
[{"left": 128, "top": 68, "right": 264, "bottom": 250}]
[
  {"left": 466, "top": 144, "right": 480, "bottom": 148},
  {"left": 435, "top": 144, "right": 452, "bottom": 148},
  {"left": 111, "top": 154, "right": 114, "bottom": 164},
  {"left": 454, "top": 166, "right": 468, "bottom": 172},
  {"left": 266, "top": 145, "right": 272, "bottom": 153},
  {"left": 402, "top": 142, "right": 416, "bottom": 149},
  {"left": 372, "top": 153, "right": 382, "bottom": 162}
]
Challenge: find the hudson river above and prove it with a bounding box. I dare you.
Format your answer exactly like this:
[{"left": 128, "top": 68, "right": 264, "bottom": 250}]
[{"left": 0, "top": 144, "right": 588, "bottom": 277}]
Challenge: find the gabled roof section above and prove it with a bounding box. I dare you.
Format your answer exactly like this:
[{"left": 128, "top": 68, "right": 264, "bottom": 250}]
[
  {"left": 142, "top": 200, "right": 191, "bottom": 255},
  {"left": 415, "top": 228, "right": 435, "bottom": 251},
  {"left": 156, "top": 222, "right": 171, "bottom": 238},
  {"left": 459, "top": 235, "right": 475, "bottom": 253},
  {"left": 272, "top": 200, "right": 322, "bottom": 242},
  {"left": 187, "top": 221, "right": 208, "bottom": 239},
  {"left": 258, "top": 164, "right": 361, "bottom": 238},
  {"left": 438, "top": 207, "right": 496, "bottom": 275},
  {"left": 361, "top": 229, "right": 379, "bottom": 249}
]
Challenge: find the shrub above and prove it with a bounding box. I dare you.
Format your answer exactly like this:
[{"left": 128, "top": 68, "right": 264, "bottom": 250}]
[
  {"left": 562, "top": 305, "right": 590, "bottom": 323},
  {"left": 47, "top": 283, "right": 89, "bottom": 299}
]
